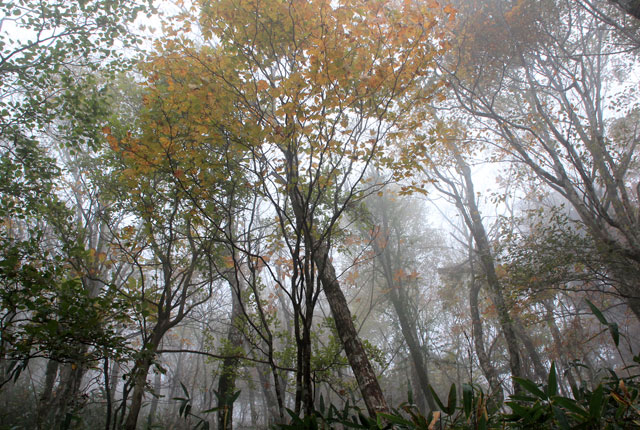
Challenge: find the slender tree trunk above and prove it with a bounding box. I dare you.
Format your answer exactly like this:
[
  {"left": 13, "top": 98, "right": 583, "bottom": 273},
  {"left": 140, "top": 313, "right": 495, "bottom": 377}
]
[
  {"left": 468, "top": 275, "right": 504, "bottom": 406},
  {"left": 300, "top": 318, "right": 313, "bottom": 415},
  {"left": 217, "top": 274, "right": 245, "bottom": 430},
  {"left": 375, "top": 237, "right": 438, "bottom": 411},
  {"left": 469, "top": 220, "right": 523, "bottom": 391},
  {"left": 313, "top": 242, "right": 389, "bottom": 416},
  {"left": 124, "top": 357, "right": 154, "bottom": 430},
  {"left": 294, "top": 281, "right": 314, "bottom": 416},
  {"left": 104, "top": 359, "right": 112, "bottom": 430},
  {"left": 512, "top": 316, "right": 547, "bottom": 382},
  {"left": 146, "top": 368, "right": 162, "bottom": 428},
  {"left": 109, "top": 359, "right": 121, "bottom": 430},
  {"left": 124, "top": 326, "right": 166, "bottom": 430},
  {"left": 453, "top": 152, "right": 524, "bottom": 392},
  {"left": 51, "top": 360, "right": 86, "bottom": 429},
  {"left": 248, "top": 380, "right": 258, "bottom": 428},
  {"left": 270, "top": 359, "right": 286, "bottom": 422},
  {"left": 294, "top": 304, "right": 304, "bottom": 416},
  {"left": 257, "top": 364, "right": 280, "bottom": 426},
  {"left": 37, "top": 359, "right": 59, "bottom": 429},
  {"left": 544, "top": 300, "right": 578, "bottom": 395},
  {"left": 285, "top": 163, "right": 388, "bottom": 416},
  {"left": 167, "top": 336, "right": 186, "bottom": 428},
  {"left": 409, "top": 361, "right": 427, "bottom": 412}
]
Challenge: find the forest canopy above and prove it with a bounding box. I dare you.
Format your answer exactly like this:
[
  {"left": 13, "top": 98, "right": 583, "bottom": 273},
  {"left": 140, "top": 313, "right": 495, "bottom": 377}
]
[{"left": 1, "top": 0, "right": 639, "bottom": 429}]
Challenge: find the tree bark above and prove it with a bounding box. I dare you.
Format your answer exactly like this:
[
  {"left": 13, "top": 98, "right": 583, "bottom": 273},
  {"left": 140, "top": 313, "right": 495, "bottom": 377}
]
[
  {"left": 257, "top": 364, "right": 280, "bottom": 426},
  {"left": 146, "top": 367, "right": 162, "bottom": 428},
  {"left": 108, "top": 359, "right": 121, "bottom": 430},
  {"left": 313, "top": 242, "right": 389, "bottom": 416},
  {"left": 51, "top": 360, "right": 86, "bottom": 429},
  {"left": 372, "top": 229, "right": 438, "bottom": 412},
  {"left": 217, "top": 274, "right": 245, "bottom": 430},
  {"left": 124, "top": 326, "right": 166, "bottom": 430},
  {"left": 543, "top": 300, "right": 578, "bottom": 396},
  {"left": 284, "top": 150, "right": 388, "bottom": 417},
  {"left": 512, "top": 316, "right": 547, "bottom": 382},
  {"left": 37, "top": 359, "right": 59, "bottom": 429},
  {"left": 452, "top": 152, "right": 524, "bottom": 392},
  {"left": 468, "top": 274, "right": 504, "bottom": 406}
]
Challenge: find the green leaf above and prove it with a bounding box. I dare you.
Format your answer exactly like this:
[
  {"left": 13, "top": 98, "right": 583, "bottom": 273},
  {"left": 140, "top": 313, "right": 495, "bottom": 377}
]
[
  {"left": 376, "top": 412, "right": 413, "bottom": 426},
  {"left": 514, "top": 377, "right": 548, "bottom": 400},
  {"left": 180, "top": 382, "right": 189, "bottom": 399},
  {"left": 428, "top": 384, "right": 447, "bottom": 412},
  {"left": 609, "top": 322, "right": 619, "bottom": 347},
  {"left": 446, "top": 383, "right": 457, "bottom": 415},
  {"left": 462, "top": 383, "right": 473, "bottom": 419},
  {"left": 585, "top": 299, "right": 608, "bottom": 325},
  {"left": 285, "top": 408, "right": 304, "bottom": 424},
  {"left": 230, "top": 390, "right": 241, "bottom": 404},
  {"left": 552, "top": 405, "right": 570, "bottom": 430},
  {"left": 589, "top": 384, "right": 605, "bottom": 419},
  {"left": 478, "top": 413, "right": 488, "bottom": 430},
  {"left": 201, "top": 407, "right": 221, "bottom": 414},
  {"left": 552, "top": 396, "right": 589, "bottom": 417},
  {"left": 506, "top": 401, "right": 532, "bottom": 419},
  {"left": 358, "top": 412, "right": 373, "bottom": 426},
  {"left": 547, "top": 362, "right": 558, "bottom": 397}
]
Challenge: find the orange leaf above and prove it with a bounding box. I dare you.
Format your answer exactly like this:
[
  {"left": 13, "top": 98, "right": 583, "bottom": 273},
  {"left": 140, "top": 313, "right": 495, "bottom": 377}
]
[{"left": 257, "top": 80, "right": 269, "bottom": 91}]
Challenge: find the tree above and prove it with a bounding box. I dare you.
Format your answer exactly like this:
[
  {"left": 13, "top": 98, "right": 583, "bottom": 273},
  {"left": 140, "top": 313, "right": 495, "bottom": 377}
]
[
  {"left": 115, "top": 0, "right": 453, "bottom": 418},
  {"left": 358, "top": 190, "right": 443, "bottom": 412},
  {"left": 0, "top": 0, "right": 150, "bottom": 217},
  {"left": 106, "top": 84, "right": 233, "bottom": 429},
  {"left": 441, "top": 0, "right": 640, "bottom": 321},
  {"left": 0, "top": 0, "right": 151, "bottom": 397},
  {"left": 418, "top": 142, "right": 528, "bottom": 393}
]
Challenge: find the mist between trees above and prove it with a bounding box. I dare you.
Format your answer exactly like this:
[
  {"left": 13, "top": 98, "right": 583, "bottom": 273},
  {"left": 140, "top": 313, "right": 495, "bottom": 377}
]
[{"left": 1, "top": 0, "right": 639, "bottom": 429}]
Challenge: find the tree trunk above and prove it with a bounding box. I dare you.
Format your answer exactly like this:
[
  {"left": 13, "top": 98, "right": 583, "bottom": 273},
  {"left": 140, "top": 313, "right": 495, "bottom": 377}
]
[
  {"left": 124, "top": 327, "right": 165, "bottom": 430},
  {"left": 108, "top": 359, "right": 121, "bottom": 430},
  {"left": 37, "top": 359, "right": 59, "bottom": 429},
  {"left": 248, "top": 380, "right": 258, "bottom": 428},
  {"left": 544, "top": 300, "right": 578, "bottom": 396},
  {"left": 513, "top": 316, "right": 547, "bottom": 382},
  {"left": 313, "top": 242, "right": 389, "bottom": 417},
  {"left": 294, "top": 279, "right": 314, "bottom": 417},
  {"left": 51, "top": 360, "right": 86, "bottom": 429},
  {"left": 409, "top": 361, "right": 427, "bottom": 412},
  {"left": 468, "top": 275, "right": 504, "bottom": 406},
  {"left": 302, "top": 323, "right": 313, "bottom": 415},
  {"left": 166, "top": 336, "right": 186, "bottom": 428},
  {"left": 453, "top": 152, "right": 524, "bottom": 392},
  {"left": 285, "top": 160, "right": 388, "bottom": 417},
  {"left": 257, "top": 364, "right": 280, "bottom": 426},
  {"left": 146, "top": 368, "right": 162, "bottom": 428},
  {"left": 217, "top": 274, "right": 245, "bottom": 430},
  {"left": 373, "top": 235, "right": 438, "bottom": 412},
  {"left": 123, "top": 357, "right": 154, "bottom": 430}
]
